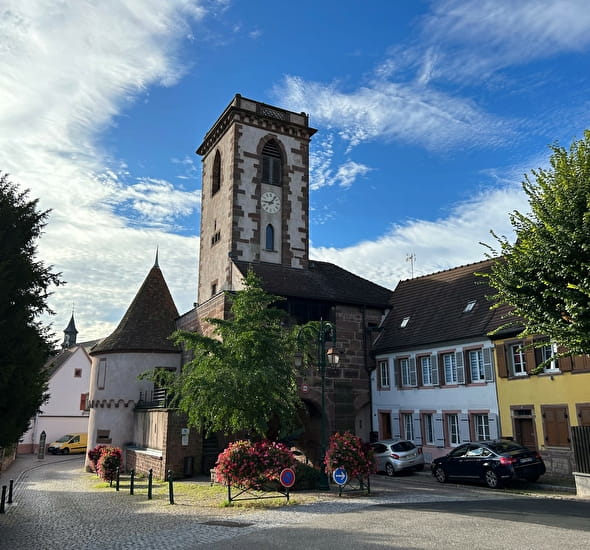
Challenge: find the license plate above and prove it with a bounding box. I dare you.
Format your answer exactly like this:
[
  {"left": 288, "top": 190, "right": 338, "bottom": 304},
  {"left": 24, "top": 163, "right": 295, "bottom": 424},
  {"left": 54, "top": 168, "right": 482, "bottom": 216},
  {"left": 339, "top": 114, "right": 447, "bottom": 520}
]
[{"left": 520, "top": 457, "right": 533, "bottom": 463}]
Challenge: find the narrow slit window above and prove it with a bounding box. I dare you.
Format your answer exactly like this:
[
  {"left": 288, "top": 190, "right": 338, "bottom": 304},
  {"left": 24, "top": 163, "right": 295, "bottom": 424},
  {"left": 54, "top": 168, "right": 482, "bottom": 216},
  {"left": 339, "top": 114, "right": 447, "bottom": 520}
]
[
  {"left": 265, "top": 224, "right": 275, "bottom": 250},
  {"left": 212, "top": 150, "right": 221, "bottom": 195}
]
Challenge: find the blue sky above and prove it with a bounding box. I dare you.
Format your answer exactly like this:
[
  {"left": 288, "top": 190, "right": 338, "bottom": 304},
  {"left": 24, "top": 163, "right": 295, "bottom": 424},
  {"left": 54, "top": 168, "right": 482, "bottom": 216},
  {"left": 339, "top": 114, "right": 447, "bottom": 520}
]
[{"left": 3, "top": 0, "right": 590, "bottom": 341}]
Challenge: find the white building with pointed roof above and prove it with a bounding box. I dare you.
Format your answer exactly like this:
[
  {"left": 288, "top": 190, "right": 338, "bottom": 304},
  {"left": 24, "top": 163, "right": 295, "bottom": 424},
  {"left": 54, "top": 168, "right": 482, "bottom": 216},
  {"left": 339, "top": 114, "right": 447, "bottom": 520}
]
[
  {"left": 18, "top": 315, "right": 98, "bottom": 454},
  {"left": 85, "top": 258, "right": 181, "bottom": 468}
]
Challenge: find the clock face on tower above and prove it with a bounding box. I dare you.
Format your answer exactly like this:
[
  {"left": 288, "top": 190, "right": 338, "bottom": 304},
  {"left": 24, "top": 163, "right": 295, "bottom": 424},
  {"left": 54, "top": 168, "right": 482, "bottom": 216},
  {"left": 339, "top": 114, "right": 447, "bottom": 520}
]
[{"left": 261, "top": 191, "right": 280, "bottom": 214}]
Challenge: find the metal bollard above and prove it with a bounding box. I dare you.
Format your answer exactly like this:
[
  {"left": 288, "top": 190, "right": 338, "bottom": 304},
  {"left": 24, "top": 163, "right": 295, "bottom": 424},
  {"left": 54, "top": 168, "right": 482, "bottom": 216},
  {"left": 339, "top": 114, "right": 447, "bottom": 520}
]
[
  {"left": 168, "top": 470, "right": 174, "bottom": 505},
  {"left": 8, "top": 480, "right": 14, "bottom": 504},
  {"left": 148, "top": 469, "right": 153, "bottom": 500},
  {"left": 1, "top": 485, "right": 6, "bottom": 513},
  {"left": 130, "top": 469, "right": 135, "bottom": 495},
  {"left": 116, "top": 467, "right": 120, "bottom": 491}
]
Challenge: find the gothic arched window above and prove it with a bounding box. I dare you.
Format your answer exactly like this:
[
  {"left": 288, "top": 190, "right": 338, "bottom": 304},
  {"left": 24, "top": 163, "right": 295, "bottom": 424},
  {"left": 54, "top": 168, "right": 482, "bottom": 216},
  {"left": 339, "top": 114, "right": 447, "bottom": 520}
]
[
  {"left": 265, "top": 224, "right": 275, "bottom": 251},
  {"left": 261, "top": 139, "right": 282, "bottom": 185},
  {"left": 212, "top": 150, "right": 221, "bottom": 195}
]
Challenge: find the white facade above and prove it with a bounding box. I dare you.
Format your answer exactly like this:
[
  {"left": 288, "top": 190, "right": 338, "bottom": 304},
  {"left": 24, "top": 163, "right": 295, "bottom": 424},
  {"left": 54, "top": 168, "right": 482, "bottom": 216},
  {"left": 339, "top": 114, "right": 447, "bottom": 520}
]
[
  {"left": 372, "top": 337, "right": 500, "bottom": 463},
  {"left": 18, "top": 345, "right": 92, "bottom": 453},
  {"left": 86, "top": 351, "right": 180, "bottom": 464}
]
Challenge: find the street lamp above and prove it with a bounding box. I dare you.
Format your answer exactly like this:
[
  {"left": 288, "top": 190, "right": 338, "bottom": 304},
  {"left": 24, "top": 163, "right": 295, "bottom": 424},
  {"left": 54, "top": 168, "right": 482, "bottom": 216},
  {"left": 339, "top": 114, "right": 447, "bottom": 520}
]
[{"left": 295, "top": 320, "right": 339, "bottom": 490}]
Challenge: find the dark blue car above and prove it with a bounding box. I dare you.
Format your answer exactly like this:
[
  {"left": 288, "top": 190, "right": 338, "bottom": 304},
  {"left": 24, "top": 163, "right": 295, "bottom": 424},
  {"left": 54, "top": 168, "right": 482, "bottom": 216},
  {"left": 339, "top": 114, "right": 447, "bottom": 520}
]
[{"left": 431, "top": 439, "right": 546, "bottom": 489}]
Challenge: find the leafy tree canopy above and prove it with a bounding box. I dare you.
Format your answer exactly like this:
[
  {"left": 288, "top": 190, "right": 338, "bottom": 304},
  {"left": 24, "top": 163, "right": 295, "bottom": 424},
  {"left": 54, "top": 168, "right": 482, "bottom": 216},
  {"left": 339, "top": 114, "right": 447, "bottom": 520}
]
[
  {"left": 482, "top": 131, "right": 590, "bottom": 355},
  {"left": 0, "top": 173, "right": 62, "bottom": 447},
  {"left": 145, "top": 271, "right": 302, "bottom": 439}
]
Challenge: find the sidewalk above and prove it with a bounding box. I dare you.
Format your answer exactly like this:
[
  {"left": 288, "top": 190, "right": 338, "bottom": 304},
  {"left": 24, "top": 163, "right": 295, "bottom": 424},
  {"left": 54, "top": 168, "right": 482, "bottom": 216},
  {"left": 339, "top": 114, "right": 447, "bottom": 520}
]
[{"left": 0, "top": 452, "right": 84, "bottom": 485}]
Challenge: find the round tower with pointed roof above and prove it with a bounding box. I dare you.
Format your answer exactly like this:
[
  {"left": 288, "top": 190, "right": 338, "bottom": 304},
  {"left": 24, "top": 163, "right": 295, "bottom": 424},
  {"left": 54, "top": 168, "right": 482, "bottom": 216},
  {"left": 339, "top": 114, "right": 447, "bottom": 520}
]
[{"left": 85, "top": 256, "right": 180, "bottom": 467}]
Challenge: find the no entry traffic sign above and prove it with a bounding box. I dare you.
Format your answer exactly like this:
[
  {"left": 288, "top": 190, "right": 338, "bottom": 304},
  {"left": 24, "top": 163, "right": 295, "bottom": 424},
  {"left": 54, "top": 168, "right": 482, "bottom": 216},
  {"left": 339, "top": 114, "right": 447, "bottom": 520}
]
[{"left": 279, "top": 467, "right": 296, "bottom": 488}]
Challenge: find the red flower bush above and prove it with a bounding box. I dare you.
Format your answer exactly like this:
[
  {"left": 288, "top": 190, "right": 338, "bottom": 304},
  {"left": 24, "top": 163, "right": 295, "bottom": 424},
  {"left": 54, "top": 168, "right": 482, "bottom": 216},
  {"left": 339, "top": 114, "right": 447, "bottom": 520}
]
[
  {"left": 215, "top": 440, "right": 296, "bottom": 490},
  {"left": 96, "top": 446, "right": 122, "bottom": 484},
  {"left": 324, "top": 431, "right": 375, "bottom": 481},
  {"left": 87, "top": 444, "right": 107, "bottom": 474}
]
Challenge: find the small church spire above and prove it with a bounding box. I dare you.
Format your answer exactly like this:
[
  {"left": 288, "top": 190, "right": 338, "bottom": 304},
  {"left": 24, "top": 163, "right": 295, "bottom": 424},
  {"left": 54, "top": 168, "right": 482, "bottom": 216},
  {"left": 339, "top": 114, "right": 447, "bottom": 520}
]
[
  {"left": 154, "top": 246, "right": 159, "bottom": 268},
  {"left": 62, "top": 307, "right": 78, "bottom": 349}
]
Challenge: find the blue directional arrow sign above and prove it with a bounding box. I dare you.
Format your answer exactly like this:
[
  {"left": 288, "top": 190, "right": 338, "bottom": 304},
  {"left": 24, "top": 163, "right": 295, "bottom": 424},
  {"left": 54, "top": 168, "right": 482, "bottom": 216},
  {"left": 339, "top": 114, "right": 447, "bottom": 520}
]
[{"left": 332, "top": 467, "right": 348, "bottom": 486}]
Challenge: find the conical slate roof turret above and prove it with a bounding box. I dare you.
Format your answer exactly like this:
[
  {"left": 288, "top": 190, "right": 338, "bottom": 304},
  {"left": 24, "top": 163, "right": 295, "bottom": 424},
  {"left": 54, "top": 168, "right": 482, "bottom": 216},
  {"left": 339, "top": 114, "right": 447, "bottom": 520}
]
[
  {"left": 62, "top": 313, "right": 78, "bottom": 348},
  {"left": 91, "top": 261, "right": 179, "bottom": 355}
]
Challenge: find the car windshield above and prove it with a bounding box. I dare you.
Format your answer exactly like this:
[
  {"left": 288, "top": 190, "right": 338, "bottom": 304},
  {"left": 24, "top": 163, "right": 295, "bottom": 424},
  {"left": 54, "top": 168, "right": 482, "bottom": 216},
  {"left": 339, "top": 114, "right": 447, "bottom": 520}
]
[
  {"left": 391, "top": 441, "right": 415, "bottom": 452},
  {"left": 486, "top": 441, "right": 526, "bottom": 453},
  {"left": 56, "top": 435, "right": 73, "bottom": 443}
]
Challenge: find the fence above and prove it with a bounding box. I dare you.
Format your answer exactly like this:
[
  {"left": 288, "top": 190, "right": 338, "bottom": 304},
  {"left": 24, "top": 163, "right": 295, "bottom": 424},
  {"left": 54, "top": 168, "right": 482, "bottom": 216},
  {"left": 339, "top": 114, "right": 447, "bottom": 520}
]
[{"left": 571, "top": 426, "right": 590, "bottom": 474}]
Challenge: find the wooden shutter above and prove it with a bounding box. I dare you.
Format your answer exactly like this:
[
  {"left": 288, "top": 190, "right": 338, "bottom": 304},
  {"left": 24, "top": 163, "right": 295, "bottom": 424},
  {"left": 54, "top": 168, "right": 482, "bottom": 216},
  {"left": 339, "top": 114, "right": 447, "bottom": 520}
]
[
  {"left": 459, "top": 413, "right": 471, "bottom": 444},
  {"left": 524, "top": 338, "right": 536, "bottom": 373},
  {"left": 431, "top": 358, "right": 440, "bottom": 386},
  {"left": 456, "top": 352, "right": 465, "bottom": 384},
  {"left": 392, "top": 413, "right": 401, "bottom": 439},
  {"left": 488, "top": 412, "right": 499, "bottom": 440},
  {"left": 543, "top": 406, "right": 570, "bottom": 447},
  {"left": 483, "top": 347, "right": 495, "bottom": 381},
  {"left": 434, "top": 414, "right": 445, "bottom": 447},
  {"left": 578, "top": 406, "right": 590, "bottom": 426},
  {"left": 495, "top": 343, "right": 508, "bottom": 378},
  {"left": 409, "top": 356, "right": 417, "bottom": 386},
  {"left": 413, "top": 413, "right": 422, "bottom": 444},
  {"left": 437, "top": 354, "right": 445, "bottom": 385},
  {"left": 416, "top": 357, "right": 424, "bottom": 386},
  {"left": 394, "top": 359, "right": 401, "bottom": 388}
]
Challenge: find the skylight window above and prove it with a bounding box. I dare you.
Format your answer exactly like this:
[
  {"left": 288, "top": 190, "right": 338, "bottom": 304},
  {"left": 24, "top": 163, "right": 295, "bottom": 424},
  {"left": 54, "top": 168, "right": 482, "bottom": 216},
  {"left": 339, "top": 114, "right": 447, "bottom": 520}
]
[
  {"left": 464, "top": 300, "right": 477, "bottom": 313},
  {"left": 400, "top": 316, "right": 410, "bottom": 328}
]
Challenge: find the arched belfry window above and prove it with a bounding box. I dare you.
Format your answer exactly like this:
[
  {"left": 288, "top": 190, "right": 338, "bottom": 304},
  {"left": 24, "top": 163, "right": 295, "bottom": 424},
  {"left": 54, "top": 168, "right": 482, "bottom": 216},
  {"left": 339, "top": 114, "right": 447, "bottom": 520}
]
[
  {"left": 261, "top": 139, "right": 282, "bottom": 185},
  {"left": 212, "top": 150, "right": 221, "bottom": 195},
  {"left": 265, "top": 224, "right": 275, "bottom": 251}
]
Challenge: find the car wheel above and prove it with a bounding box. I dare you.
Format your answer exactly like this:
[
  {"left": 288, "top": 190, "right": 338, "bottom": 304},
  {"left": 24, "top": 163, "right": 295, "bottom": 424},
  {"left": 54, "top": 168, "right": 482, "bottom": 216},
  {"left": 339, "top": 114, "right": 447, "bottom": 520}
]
[
  {"left": 434, "top": 466, "right": 447, "bottom": 483},
  {"left": 62, "top": 448, "right": 70, "bottom": 455},
  {"left": 414, "top": 464, "right": 424, "bottom": 472},
  {"left": 484, "top": 469, "right": 501, "bottom": 489},
  {"left": 385, "top": 463, "right": 396, "bottom": 477}
]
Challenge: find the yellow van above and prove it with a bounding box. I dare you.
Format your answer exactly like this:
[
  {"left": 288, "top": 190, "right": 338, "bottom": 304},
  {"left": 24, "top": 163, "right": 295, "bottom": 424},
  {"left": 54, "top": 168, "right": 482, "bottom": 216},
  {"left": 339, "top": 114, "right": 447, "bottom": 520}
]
[{"left": 47, "top": 433, "right": 88, "bottom": 455}]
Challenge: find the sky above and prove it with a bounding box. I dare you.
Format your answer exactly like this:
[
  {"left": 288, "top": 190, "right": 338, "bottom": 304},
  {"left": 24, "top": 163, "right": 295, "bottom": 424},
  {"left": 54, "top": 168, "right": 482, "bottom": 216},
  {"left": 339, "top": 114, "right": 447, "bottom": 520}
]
[{"left": 3, "top": 0, "right": 590, "bottom": 342}]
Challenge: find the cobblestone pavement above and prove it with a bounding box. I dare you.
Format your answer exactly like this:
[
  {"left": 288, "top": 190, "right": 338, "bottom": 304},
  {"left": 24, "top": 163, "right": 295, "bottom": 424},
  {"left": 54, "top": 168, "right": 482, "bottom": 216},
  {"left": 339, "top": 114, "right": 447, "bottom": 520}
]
[{"left": 0, "top": 457, "right": 580, "bottom": 550}]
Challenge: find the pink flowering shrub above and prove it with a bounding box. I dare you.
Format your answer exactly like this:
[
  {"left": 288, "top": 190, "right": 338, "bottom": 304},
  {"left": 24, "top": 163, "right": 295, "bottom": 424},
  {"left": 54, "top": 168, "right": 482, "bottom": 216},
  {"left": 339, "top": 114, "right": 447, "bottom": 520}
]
[
  {"left": 87, "top": 444, "right": 107, "bottom": 474},
  {"left": 324, "top": 431, "right": 375, "bottom": 480},
  {"left": 96, "top": 446, "right": 122, "bottom": 484},
  {"left": 215, "top": 440, "right": 296, "bottom": 490}
]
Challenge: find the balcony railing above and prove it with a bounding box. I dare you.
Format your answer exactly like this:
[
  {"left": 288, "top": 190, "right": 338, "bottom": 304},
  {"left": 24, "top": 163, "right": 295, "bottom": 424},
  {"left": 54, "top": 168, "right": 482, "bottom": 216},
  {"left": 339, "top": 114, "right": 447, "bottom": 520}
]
[{"left": 136, "top": 388, "right": 171, "bottom": 409}]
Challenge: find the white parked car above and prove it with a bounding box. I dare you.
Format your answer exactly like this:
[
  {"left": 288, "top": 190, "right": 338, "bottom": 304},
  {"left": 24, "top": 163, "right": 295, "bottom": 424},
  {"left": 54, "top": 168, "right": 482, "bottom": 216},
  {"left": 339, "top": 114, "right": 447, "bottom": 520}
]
[{"left": 371, "top": 439, "right": 425, "bottom": 476}]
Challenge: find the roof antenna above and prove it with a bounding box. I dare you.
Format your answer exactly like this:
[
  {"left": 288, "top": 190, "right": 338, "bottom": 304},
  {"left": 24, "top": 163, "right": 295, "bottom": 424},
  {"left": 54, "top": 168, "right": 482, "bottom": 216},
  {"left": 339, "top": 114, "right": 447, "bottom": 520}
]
[
  {"left": 154, "top": 246, "right": 159, "bottom": 268},
  {"left": 406, "top": 253, "right": 416, "bottom": 279}
]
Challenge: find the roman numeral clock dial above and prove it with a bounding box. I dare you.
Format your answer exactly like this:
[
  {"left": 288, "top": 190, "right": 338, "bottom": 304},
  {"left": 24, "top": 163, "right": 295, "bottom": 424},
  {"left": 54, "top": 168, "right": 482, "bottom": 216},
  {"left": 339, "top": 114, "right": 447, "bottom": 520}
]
[{"left": 261, "top": 191, "right": 280, "bottom": 214}]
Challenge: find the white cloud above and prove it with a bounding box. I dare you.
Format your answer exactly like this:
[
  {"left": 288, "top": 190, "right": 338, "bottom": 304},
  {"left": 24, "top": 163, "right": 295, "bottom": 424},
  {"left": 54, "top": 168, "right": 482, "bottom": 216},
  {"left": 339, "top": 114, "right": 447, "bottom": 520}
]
[
  {"left": 311, "top": 180, "right": 529, "bottom": 289},
  {"left": 0, "top": 1, "right": 208, "bottom": 341},
  {"left": 422, "top": 0, "right": 590, "bottom": 80},
  {"left": 277, "top": 76, "right": 513, "bottom": 153}
]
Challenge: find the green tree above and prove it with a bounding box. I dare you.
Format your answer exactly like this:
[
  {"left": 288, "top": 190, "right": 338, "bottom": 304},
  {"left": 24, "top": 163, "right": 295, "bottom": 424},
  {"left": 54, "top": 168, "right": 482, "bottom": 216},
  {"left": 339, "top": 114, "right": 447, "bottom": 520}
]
[
  {"left": 0, "top": 173, "right": 62, "bottom": 447},
  {"left": 147, "top": 271, "right": 302, "bottom": 439},
  {"left": 483, "top": 131, "right": 590, "bottom": 356}
]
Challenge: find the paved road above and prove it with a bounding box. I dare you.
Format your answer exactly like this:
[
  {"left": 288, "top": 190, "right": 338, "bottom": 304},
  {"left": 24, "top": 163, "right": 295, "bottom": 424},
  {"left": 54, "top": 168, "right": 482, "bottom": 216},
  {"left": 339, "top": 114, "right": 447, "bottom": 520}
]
[{"left": 1, "top": 458, "right": 589, "bottom": 549}]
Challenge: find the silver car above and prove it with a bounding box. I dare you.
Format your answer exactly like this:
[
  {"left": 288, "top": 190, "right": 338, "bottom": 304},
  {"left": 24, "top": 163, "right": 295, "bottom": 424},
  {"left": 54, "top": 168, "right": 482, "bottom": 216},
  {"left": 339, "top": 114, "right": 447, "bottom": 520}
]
[{"left": 371, "top": 439, "right": 425, "bottom": 476}]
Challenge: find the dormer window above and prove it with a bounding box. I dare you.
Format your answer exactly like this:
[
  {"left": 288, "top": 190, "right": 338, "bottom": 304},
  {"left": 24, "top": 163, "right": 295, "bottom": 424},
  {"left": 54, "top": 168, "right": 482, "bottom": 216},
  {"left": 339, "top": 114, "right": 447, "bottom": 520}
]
[
  {"left": 464, "top": 300, "right": 476, "bottom": 313},
  {"left": 400, "top": 316, "right": 410, "bottom": 328}
]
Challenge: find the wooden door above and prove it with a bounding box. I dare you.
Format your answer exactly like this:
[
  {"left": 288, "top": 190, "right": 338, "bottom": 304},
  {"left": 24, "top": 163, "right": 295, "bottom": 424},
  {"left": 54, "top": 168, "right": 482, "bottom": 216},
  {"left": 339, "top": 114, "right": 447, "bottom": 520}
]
[{"left": 514, "top": 417, "right": 536, "bottom": 449}]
